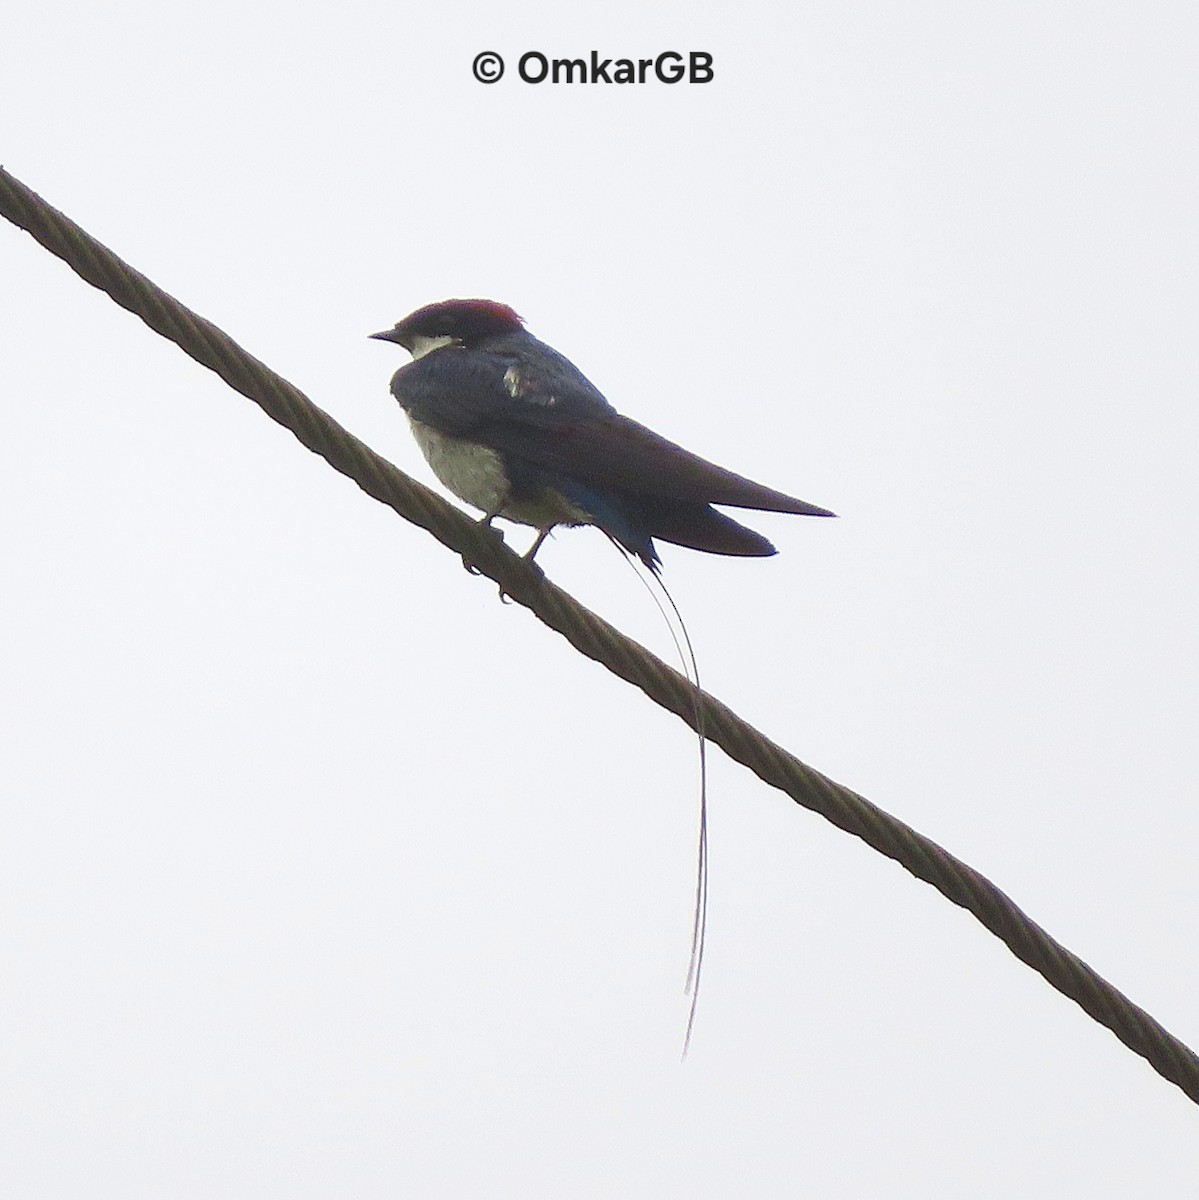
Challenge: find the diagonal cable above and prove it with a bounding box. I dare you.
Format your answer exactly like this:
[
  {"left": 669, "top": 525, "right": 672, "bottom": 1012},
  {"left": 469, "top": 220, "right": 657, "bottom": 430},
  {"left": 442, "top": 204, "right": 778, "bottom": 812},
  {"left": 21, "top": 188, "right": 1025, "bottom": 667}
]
[{"left": 2, "top": 164, "right": 1197, "bottom": 1104}]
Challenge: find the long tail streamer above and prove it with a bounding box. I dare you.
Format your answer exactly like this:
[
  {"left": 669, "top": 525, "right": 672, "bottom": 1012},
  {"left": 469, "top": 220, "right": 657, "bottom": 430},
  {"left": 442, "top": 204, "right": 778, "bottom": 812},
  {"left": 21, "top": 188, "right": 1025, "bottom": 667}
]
[{"left": 610, "top": 544, "right": 708, "bottom": 1055}]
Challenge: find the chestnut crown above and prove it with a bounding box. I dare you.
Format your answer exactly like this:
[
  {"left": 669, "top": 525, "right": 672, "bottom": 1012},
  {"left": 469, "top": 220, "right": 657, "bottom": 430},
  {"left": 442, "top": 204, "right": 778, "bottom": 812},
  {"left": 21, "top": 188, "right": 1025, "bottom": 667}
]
[{"left": 371, "top": 299, "right": 524, "bottom": 352}]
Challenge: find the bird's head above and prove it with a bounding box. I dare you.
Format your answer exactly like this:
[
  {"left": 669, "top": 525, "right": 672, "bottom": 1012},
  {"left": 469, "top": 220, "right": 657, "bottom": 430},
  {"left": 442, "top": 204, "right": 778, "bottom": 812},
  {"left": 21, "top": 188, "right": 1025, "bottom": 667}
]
[{"left": 370, "top": 299, "right": 525, "bottom": 360}]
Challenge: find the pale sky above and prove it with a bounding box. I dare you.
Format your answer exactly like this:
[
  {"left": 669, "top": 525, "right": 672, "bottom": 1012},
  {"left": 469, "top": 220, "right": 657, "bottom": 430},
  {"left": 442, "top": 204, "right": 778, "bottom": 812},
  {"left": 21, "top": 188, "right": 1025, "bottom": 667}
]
[{"left": 3, "top": 2, "right": 1198, "bottom": 1194}]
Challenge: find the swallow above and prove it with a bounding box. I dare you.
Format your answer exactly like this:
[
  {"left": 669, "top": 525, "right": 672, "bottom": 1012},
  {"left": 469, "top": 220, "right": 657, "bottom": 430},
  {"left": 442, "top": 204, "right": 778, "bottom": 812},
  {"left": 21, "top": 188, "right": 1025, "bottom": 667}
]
[{"left": 371, "top": 299, "right": 834, "bottom": 570}]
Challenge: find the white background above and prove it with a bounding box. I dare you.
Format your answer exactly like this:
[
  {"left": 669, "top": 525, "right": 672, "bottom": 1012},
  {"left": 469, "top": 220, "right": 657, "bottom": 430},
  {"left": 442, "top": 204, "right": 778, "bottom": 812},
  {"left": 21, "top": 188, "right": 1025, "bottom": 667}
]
[{"left": 3, "top": 2, "right": 1198, "bottom": 1194}]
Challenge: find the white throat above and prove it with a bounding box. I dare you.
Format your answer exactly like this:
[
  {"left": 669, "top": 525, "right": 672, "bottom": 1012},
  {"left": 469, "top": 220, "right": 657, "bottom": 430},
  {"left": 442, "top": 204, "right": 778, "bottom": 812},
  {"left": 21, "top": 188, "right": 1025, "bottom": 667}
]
[{"left": 408, "top": 333, "right": 457, "bottom": 360}]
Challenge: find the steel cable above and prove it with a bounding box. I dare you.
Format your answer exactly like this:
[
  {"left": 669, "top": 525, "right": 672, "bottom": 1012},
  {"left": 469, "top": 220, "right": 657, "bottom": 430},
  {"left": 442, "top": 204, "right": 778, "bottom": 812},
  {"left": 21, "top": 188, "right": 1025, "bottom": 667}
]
[{"left": 3, "top": 165, "right": 1196, "bottom": 1103}]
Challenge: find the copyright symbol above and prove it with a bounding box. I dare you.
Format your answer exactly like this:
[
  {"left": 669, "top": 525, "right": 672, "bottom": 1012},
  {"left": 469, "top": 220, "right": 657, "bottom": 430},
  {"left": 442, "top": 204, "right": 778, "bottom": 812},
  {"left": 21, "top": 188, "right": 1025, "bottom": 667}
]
[{"left": 473, "top": 51, "right": 504, "bottom": 83}]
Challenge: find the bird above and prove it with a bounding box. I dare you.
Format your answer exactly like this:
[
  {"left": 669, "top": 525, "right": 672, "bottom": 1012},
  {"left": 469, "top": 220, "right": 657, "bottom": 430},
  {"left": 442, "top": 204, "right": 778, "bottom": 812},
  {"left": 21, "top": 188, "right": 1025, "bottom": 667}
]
[
  {"left": 371, "top": 299, "right": 834, "bottom": 571},
  {"left": 372, "top": 298, "right": 832, "bottom": 1049}
]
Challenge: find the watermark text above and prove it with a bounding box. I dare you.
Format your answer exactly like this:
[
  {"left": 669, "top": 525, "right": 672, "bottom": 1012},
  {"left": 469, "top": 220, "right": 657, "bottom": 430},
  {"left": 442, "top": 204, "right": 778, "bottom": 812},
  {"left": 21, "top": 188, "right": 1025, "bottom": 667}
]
[{"left": 472, "top": 51, "right": 714, "bottom": 85}]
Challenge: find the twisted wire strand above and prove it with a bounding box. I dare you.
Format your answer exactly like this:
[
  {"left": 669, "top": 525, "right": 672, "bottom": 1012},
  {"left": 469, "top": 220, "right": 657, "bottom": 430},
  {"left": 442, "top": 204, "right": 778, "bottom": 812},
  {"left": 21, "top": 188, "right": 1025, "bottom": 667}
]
[{"left": 3, "top": 165, "right": 1196, "bottom": 1104}]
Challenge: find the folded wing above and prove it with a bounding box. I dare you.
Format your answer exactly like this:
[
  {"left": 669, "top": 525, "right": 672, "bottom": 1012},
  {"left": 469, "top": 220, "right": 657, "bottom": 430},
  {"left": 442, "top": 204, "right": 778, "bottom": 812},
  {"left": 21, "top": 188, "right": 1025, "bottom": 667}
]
[{"left": 392, "top": 347, "right": 834, "bottom": 517}]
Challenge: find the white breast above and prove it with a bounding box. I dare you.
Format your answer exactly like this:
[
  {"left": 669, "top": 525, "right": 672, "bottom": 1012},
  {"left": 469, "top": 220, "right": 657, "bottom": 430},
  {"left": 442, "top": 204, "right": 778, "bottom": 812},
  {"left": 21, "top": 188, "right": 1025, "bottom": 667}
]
[
  {"left": 408, "top": 417, "right": 511, "bottom": 516},
  {"left": 407, "top": 417, "right": 594, "bottom": 532}
]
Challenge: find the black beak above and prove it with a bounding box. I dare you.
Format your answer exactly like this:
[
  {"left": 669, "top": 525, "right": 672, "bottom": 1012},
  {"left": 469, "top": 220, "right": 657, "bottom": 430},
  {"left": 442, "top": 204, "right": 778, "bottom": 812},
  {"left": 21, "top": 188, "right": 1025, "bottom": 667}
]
[{"left": 369, "top": 328, "right": 406, "bottom": 344}]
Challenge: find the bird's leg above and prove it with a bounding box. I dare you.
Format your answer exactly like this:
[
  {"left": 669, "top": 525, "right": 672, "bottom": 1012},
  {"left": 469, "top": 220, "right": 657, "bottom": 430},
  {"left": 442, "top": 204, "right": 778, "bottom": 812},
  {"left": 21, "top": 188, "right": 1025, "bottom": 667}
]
[
  {"left": 523, "top": 527, "right": 552, "bottom": 565},
  {"left": 461, "top": 507, "right": 547, "bottom": 596},
  {"left": 461, "top": 507, "right": 506, "bottom": 575}
]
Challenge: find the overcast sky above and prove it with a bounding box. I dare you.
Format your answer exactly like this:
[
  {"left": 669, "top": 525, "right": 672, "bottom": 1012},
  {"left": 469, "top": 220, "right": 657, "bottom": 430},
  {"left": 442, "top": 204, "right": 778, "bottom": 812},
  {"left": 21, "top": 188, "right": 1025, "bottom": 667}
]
[{"left": 3, "top": 2, "right": 1198, "bottom": 1195}]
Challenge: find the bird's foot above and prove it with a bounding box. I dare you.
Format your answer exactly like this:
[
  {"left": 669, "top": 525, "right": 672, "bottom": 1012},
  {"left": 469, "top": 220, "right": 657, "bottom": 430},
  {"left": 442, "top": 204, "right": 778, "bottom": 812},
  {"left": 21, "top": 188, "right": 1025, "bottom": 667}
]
[{"left": 461, "top": 514, "right": 507, "bottom": 575}]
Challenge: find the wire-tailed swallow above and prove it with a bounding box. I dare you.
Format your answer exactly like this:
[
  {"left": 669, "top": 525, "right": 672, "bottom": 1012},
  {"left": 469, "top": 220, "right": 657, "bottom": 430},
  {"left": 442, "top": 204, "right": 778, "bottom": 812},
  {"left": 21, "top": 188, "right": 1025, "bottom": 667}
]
[{"left": 371, "top": 299, "right": 834, "bottom": 570}]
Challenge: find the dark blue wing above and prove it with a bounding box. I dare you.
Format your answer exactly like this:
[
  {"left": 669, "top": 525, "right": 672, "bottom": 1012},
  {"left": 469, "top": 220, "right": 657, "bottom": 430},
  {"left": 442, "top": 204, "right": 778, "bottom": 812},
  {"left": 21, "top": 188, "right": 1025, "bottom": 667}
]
[
  {"left": 390, "top": 334, "right": 615, "bottom": 434},
  {"left": 391, "top": 337, "right": 833, "bottom": 517}
]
